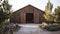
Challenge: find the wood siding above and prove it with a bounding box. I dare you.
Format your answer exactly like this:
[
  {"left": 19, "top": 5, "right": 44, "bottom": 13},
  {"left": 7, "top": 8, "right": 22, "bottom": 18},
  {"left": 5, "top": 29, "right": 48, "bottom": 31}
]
[{"left": 10, "top": 5, "right": 45, "bottom": 24}]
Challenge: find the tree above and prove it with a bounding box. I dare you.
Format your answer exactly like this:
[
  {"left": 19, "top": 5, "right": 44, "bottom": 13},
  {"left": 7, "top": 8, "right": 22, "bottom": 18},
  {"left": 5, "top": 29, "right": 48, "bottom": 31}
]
[
  {"left": 44, "top": 0, "right": 53, "bottom": 22},
  {"left": 0, "top": 0, "right": 11, "bottom": 34},
  {"left": 54, "top": 6, "right": 60, "bottom": 22},
  {"left": 0, "top": 0, "right": 11, "bottom": 23}
]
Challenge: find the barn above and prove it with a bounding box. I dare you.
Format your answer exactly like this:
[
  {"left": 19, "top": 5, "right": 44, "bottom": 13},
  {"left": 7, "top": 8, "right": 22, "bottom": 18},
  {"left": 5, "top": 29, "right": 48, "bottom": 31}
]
[{"left": 10, "top": 5, "right": 45, "bottom": 24}]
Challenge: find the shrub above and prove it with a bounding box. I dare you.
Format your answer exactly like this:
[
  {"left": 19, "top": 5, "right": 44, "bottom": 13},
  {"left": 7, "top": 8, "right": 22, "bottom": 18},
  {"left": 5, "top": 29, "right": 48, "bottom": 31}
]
[
  {"left": 13, "top": 25, "right": 21, "bottom": 32},
  {"left": 40, "top": 24, "right": 60, "bottom": 31}
]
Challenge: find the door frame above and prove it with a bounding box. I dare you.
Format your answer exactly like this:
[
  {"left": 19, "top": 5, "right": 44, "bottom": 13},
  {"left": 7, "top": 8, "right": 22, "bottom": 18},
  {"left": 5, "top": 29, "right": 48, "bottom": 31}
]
[{"left": 26, "top": 13, "right": 34, "bottom": 23}]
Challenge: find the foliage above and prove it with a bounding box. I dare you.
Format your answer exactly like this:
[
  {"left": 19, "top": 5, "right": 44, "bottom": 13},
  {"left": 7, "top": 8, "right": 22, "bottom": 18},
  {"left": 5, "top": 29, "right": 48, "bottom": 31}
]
[
  {"left": 54, "top": 6, "right": 60, "bottom": 22},
  {"left": 0, "top": 0, "right": 12, "bottom": 34},
  {"left": 40, "top": 24, "right": 60, "bottom": 31},
  {"left": 13, "top": 25, "right": 21, "bottom": 32},
  {"left": 0, "top": 0, "right": 11, "bottom": 23},
  {"left": 44, "top": 0, "right": 53, "bottom": 21},
  {"left": 0, "top": 8, "right": 10, "bottom": 23}
]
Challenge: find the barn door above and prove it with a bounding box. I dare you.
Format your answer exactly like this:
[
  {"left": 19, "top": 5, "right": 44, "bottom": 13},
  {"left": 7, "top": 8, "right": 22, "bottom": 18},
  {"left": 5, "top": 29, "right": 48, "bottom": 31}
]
[{"left": 26, "top": 13, "right": 34, "bottom": 23}]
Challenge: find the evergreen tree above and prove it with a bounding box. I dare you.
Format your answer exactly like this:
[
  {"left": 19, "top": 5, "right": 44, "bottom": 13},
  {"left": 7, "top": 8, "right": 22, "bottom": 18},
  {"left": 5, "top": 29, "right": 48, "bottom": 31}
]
[
  {"left": 44, "top": 0, "right": 53, "bottom": 22},
  {"left": 0, "top": 0, "right": 11, "bottom": 23},
  {"left": 0, "top": 0, "right": 11, "bottom": 34},
  {"left": 54, "top": 6, "right": 60, "bottom": 22}
]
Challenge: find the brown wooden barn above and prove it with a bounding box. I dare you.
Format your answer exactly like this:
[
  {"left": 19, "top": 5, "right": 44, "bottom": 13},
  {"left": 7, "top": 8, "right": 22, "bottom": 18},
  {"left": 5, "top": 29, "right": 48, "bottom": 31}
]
[{"left": 10, "top": 5, "right": 45, "bottom": 24}]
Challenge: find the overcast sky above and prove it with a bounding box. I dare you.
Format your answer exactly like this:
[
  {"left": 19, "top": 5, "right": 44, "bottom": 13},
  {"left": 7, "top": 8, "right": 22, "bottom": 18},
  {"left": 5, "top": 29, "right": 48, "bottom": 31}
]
[{"left": 9, "top": 0, "right": 60, "bottom": 12}]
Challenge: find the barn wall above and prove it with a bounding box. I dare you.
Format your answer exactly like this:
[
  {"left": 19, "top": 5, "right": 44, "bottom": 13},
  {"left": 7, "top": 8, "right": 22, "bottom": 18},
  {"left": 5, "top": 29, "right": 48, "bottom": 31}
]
[
  {"left": 11, "top": 5, "right": 45, "bottom": 24},
  {"left": 19, "top": 6, "right": 40, "bottom": 23}
]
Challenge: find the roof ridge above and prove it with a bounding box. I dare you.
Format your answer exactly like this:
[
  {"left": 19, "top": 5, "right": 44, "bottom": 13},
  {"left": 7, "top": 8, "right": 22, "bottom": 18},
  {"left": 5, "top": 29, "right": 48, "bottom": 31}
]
[{"left": 12, "top": 4, "right": 44, "bottom": 14}]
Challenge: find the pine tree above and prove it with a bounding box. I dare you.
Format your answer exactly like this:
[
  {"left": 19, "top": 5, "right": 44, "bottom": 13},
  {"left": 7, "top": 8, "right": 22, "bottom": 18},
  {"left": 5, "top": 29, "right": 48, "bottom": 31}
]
[
  {"left": 0, "top": 0, "right": 11, "bottom": 23},
  {"left": 0, "top": 0, "right": 11, "bottom": 34},
  {"left": 44, "top": 0, "right": 53, "bottom": 22},
  {"left": 54, "top": 6, "right": 60, "bottom": 22}
]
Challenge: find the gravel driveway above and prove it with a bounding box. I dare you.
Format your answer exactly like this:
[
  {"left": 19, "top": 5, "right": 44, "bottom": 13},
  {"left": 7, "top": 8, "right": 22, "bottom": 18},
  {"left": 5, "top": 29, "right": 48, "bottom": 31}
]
[{"left": 13, "top": 24, "right": 60, "bottom": 34}]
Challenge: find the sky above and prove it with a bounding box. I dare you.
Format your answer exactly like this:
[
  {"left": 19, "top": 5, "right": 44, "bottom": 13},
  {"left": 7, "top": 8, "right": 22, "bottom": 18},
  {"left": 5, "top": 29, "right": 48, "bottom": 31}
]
[{"left": 9, "top": 0, "right": 60, "bottom": 12}]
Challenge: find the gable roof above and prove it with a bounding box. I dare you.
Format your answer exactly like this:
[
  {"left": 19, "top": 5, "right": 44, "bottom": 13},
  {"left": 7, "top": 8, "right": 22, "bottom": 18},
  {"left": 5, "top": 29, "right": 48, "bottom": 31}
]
[{"left": 13, "top": 4, "right": 45, "bottom": 14}]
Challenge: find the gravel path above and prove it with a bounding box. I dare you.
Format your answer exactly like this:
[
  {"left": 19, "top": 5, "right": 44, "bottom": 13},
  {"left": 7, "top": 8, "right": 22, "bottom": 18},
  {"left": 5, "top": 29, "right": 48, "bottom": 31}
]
[{"left": 13, "top": 24, "right": 60, "bottom": 34}]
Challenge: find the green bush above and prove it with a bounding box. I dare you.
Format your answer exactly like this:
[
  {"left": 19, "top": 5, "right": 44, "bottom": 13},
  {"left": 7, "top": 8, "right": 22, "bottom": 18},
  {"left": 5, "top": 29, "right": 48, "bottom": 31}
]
[
  {"left": 40, "top": 25, "right": 60, "bottom": 31},
  {"left": 13, "top": 25, "right": 21, "bottom": 32}
]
